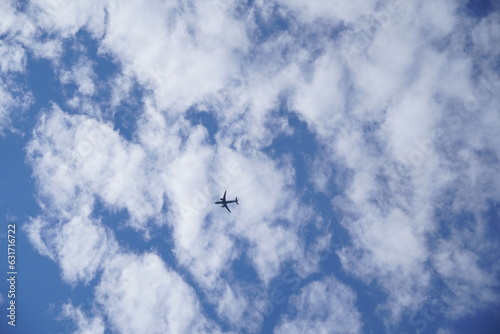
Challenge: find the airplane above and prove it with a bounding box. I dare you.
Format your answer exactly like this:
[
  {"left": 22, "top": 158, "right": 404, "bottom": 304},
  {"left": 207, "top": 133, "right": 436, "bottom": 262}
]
[{"left": 214, "top": 190, "right": 239, "bottom": 213}]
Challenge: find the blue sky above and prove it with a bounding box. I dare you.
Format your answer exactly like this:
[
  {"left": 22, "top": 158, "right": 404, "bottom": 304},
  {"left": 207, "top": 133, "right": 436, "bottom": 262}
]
[{"left": 1, "top": 0, "right": 500, "bottom": 333}]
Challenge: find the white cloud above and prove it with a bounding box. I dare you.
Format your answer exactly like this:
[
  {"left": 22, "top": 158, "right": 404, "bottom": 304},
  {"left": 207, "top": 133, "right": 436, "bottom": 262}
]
[
  {"left": 214, "top": 282, "right": 267, "bottom": 333},
  {"left": 24, "top": 217, "right": 55, "bottom": 259},
  {"left": 26, "top": 213, "right": 222, "bottom": 333},
  {"left": 418, "top": 0, "right": 457, "bottom": 38},
  {"left": 59, "top": 56, "right": 97, "bottom": 96},
  {"left": 292, "top": 48, "right": 345, "bottom": 137},
  {"left": 336, "top": 205, "right": 432, "bottom": 321},
  {"left": 24, "top": 211, "right": 115, "bottom": 286},
  {"left": 0, "top": 41, "right": 26, "bottom": 73},
  {"left": 275, "top": 277, "right": 362, "bottom": 334},
  {"left": 433, "top": 235, "right": 500, "bottom": 318},
  {"left": 471, "top": 12, "right": 500, "bottom": 58},
  {"left": 26, "top": 106, "right": 164, "bottom": 228},
  {"left": 29, "top": 0, "right": 107, "bottom": 38},
  {"left": 98, "top": 0, "right": 248, "bottom": 112},
  {"left": 61, "top": 303, "right": 105, "bottom": 334},
  {"left": 0, "top": 20, "right": 32, "bottom": 135},
  {"left": 276, "top": 0, "right": 376, "bottom": 23},
  {"left": 54, "top": 216, "right": 118, "bottom": 284},
  {"left": 437, "top": 328, "right": 451, "bottom": 334},
  {"left": 95, "top": 252, "right": 220, "bottom": 334}
]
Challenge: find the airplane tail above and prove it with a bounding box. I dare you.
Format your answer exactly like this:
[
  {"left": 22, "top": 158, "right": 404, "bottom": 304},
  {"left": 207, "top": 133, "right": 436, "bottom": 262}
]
[{"left": 235, "top": 197, "right": 239, "bottom": 205}]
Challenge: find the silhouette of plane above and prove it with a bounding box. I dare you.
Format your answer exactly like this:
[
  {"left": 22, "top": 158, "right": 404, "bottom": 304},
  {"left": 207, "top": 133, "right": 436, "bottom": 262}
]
[{"left": 214, "top": 190, "right": 239, "bottom": 213}]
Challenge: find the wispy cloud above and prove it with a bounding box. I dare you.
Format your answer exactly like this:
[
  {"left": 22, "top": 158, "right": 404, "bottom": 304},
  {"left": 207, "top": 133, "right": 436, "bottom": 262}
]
[
  {"left": 60, "top": 303, "right": 105, "bottom": 334},
  {"left": 95, "top": 252, "right": 222, "bottom": 334},
  {"left": 275, "top": 277, "right": 362, "bottom": 334}
]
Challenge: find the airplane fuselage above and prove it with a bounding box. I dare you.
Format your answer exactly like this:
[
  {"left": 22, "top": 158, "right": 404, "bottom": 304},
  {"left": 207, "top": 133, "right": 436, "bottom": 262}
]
[{"left": 215, "top": 200, "right": 237, "bottom": 205}]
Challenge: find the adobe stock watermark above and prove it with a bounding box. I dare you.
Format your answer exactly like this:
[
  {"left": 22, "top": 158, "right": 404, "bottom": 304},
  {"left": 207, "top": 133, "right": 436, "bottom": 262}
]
[
  {"left": 74, "top": 125, "right": 107, "bottom": 159},
  {"left": 400, "top": 287, "right": 459, "bottom": 334},
  {"left": 401, "top": 65, "right": 499, "bottom": 171},
  {"left": 262, "top": 268, "right": 301, "bottom": 318},
  {"left": 5, "top": 215, "right": 18, "bottom": 328}
]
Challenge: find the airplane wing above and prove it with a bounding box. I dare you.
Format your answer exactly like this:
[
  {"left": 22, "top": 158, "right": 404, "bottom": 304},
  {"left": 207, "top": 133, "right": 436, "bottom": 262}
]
[
  {"left": 224, "top": 204, "right": 231, "bottom": 213},
  {"left": 222, "top": 190, "right": 227, "bottom": 201}
]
